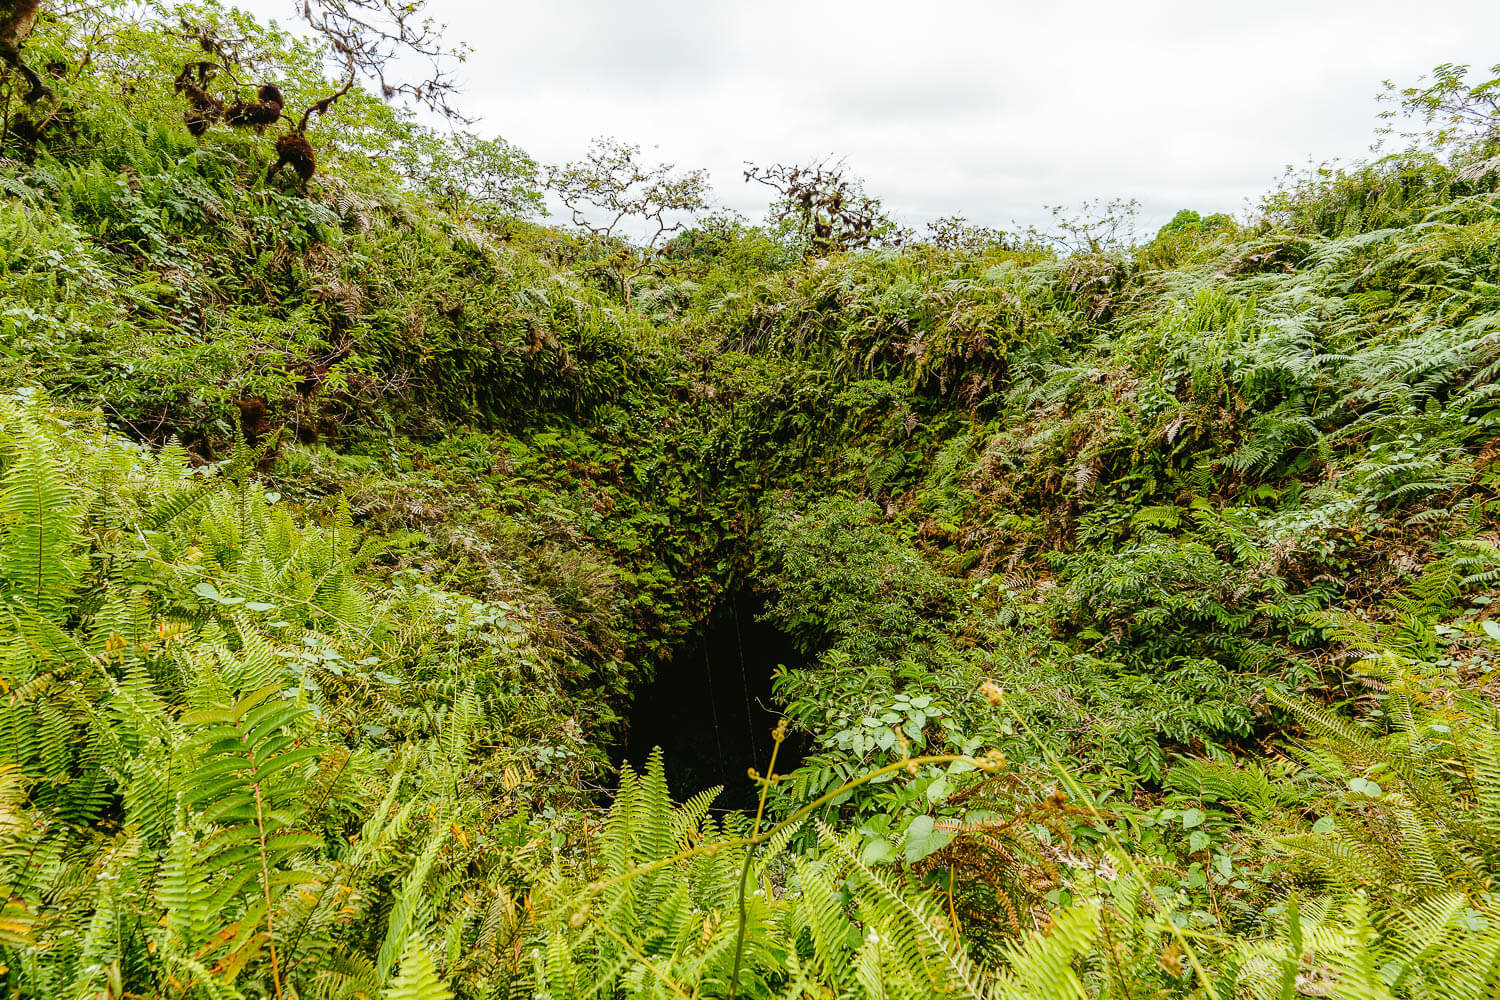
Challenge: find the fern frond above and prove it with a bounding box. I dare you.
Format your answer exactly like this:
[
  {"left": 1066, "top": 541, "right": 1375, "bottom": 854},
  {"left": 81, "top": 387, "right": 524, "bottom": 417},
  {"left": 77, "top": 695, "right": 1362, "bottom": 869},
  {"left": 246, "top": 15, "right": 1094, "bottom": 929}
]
[{"left": 385, "top": 935, "right": 454, "bottom": 1000}]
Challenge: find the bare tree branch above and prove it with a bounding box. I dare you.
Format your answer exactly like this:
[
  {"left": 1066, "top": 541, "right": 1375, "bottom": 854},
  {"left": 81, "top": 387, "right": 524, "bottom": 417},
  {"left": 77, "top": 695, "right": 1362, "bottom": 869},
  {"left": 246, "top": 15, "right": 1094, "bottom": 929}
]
[{"left": 297, "top": 0, "right": 470, "bottom": 121}]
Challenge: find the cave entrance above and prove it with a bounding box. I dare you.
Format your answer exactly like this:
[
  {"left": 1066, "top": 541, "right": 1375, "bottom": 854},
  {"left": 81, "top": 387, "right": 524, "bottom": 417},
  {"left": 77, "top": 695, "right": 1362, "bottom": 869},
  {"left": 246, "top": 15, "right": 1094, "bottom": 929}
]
[{"left": 622, "top": 590, "right": 808, "bottom": 811}]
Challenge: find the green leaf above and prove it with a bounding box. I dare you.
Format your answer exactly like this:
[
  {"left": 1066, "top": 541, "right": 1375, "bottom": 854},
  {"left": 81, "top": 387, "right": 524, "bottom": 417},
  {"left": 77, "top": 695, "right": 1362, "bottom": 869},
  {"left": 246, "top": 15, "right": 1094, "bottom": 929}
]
[
  {"left": 861, "top": 838, "right": 895, "bottom": 866},
  {"left": 180, "top": 707, "right": 237, "bottom": 725},
  {"left": 903, "top": 815, "right": 951, "bottom": 863}
]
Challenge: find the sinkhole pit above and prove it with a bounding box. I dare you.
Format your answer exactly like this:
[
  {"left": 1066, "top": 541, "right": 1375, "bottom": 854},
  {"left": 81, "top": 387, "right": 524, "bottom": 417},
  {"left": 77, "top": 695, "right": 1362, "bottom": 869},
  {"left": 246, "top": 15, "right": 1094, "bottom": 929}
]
[{"left": 620, "top": 590, "right": 808, "bottom": 811}]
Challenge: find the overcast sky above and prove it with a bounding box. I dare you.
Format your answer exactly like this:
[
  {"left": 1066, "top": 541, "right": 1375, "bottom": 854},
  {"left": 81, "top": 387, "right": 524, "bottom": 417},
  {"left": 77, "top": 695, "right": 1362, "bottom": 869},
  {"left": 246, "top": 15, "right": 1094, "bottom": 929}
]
[{"left": 236, "top": 0, "right": 1500, "bottom": 234}]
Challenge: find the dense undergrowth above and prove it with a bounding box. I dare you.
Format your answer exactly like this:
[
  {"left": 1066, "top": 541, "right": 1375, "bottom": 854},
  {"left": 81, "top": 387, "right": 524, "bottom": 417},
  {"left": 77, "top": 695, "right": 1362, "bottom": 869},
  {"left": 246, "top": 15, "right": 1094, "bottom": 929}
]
[{"left": 4, "top": 4, "right": 1500, "bottom": 997}]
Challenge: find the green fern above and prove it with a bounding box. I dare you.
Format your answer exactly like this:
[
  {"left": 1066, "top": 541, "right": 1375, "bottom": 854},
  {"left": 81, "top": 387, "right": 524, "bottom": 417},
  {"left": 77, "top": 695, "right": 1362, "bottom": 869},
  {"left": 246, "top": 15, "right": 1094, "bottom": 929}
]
[
  {"left": 386, "top": 935, "right": 455, "bottom": 1000},
  {"left": 0, "top": 401, "right": 85, "bottom": 617}
]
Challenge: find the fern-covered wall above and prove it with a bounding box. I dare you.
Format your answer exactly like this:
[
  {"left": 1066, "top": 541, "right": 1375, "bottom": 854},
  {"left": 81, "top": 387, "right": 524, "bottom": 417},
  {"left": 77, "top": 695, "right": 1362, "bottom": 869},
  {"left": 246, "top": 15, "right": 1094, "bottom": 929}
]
[{"left": 2, "top": 4, "right": 1500, "bottom": 997}]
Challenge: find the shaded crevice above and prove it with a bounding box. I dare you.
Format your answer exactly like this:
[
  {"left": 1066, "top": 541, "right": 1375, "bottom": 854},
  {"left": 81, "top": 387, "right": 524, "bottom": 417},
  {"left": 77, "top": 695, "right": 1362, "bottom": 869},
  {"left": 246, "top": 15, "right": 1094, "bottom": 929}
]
[{"left": 621, "top": 589, "right": 807, "bottom": 811}]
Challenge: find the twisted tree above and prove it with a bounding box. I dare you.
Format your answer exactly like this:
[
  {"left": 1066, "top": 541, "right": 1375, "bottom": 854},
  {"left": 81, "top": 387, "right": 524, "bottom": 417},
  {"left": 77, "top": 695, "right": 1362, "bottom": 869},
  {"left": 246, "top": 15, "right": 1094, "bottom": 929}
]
[
  {"left": 745, "top": 158, "right": 905, "bottom": 256},
  {"left": 547, "top": 137, "right": 711, "bottom": 306},
  {"left": 0, "top": 0, "right": 48, "bottom": 104},
  {"left": 2, "top": 0, "right": 467, "bottom": 118}
]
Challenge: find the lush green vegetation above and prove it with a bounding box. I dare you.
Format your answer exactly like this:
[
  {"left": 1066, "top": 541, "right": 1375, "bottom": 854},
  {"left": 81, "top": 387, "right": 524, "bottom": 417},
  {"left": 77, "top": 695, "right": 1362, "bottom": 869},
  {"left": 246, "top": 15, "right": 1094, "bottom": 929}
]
[{"left": 4, "top": 4, "right": 1500, "bottom": 996}]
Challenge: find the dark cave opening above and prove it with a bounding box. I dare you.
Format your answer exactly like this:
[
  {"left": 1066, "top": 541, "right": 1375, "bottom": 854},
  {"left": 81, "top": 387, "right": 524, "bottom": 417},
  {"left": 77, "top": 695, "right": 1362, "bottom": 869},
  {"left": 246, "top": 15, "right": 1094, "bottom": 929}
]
[{"left": 621, "top": 590, "right": 809, "bottom": 811}]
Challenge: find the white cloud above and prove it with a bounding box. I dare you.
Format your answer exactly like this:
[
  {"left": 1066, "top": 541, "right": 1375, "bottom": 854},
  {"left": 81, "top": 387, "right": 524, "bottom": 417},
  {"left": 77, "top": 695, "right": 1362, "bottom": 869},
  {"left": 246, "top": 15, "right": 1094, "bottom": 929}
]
[{"left": 233, "top": 0, "right": 1500, "bottom": 233}]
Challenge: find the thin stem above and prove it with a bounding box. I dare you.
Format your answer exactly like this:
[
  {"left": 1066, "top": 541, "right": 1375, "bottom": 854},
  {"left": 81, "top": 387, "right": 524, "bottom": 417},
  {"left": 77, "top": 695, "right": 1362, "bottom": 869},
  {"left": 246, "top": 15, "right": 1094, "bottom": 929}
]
[
  {"left": 947, "top": 866, "right": 960, "bottom": 936},
  {"left": 590, "top": 916, "right": 694, "bottom": 1000},
  {"left": 248, "top": 744, "right": 284, "bottom": 1000},
  {"left": 727, "top": 723, "right": 785, "bottom": 1000}
]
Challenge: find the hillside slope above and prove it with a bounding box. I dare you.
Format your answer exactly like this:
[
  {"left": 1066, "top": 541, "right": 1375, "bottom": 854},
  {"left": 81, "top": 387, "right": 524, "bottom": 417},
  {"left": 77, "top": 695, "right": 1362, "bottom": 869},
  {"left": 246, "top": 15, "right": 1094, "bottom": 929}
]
[{"left": 3, "top": 6, "right": 1500, "bottom": 998}]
